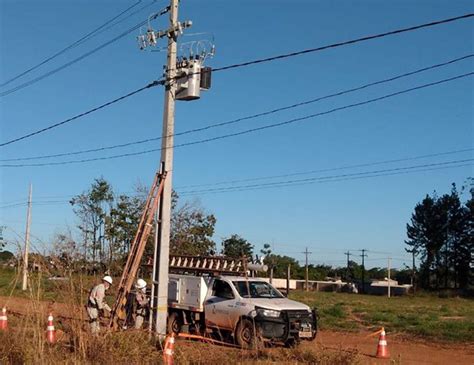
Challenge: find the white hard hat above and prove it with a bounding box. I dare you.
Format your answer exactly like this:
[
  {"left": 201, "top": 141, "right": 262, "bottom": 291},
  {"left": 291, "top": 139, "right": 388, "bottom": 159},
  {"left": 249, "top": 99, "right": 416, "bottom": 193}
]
[
  {"left": 103, "top": 275, "right": 113, "bottom": 285},
  {"left": 135, "top": 278, "right": 147, "bottom": 290}
]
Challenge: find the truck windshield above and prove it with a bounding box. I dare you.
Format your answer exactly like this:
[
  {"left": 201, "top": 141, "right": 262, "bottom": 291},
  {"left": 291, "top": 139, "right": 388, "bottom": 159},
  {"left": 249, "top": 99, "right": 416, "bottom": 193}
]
[{"left": 232, "top": 281, "right": 284, "bottom": 298}]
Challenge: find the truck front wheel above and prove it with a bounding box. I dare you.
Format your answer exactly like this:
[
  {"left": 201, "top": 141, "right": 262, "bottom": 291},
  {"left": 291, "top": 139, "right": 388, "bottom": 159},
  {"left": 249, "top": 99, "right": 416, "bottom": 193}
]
[{"left": 235, "top": 319, "right": 262, "bottom": 349}]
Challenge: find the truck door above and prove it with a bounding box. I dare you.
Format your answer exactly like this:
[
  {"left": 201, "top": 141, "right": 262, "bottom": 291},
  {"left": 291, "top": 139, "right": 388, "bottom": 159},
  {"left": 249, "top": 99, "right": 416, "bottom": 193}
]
[{"left": 204, "top": 279, "right": 236, "bottom": 330}]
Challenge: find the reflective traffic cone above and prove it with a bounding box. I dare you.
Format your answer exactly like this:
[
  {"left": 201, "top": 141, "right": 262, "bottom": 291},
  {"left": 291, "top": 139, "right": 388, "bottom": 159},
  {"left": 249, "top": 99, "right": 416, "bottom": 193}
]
[
  {"left": 46, "top": 313, "right": 56, "bottom": 344},
  {"left": 375, "top": 327, "right": 389, "bottom": 359},
  {"left": 0, "top": 307, "right": 7, "bottom": 331},
  {"left": 163, "top": 334, "right": 175, "bottom": 365}
]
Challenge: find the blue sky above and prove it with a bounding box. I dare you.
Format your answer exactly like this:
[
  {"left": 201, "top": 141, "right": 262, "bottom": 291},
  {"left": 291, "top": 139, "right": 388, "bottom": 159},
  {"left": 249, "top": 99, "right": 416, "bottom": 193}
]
[{"left": 1, "top": 0, "right": 473, "bottom": 270}]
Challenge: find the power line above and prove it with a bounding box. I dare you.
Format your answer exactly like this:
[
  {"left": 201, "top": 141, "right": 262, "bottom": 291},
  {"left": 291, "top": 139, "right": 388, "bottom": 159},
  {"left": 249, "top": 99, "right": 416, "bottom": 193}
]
[
  {"left": 212, "top": 14, "right": 474, "bottom": 73},
  {"left": 0, "top": 6, "right": 169, "bottom": 98},
  {"left": 3, "top": 54, "right": 471, "bottom": 162},
  {"left": 178, "top": 159, "right": 473, "bottom": 194},
  {"left": 2, "top": 71, "right": 470, "bottom": 167},
  {"left": 178, "top": 162, "right": 472, "bottom": 197},
  {"left": 176, "top": 148, "right": 473, "bottom": 189},
  {"left": 1, "top": 14, "right": 472, "bottom": 141},
  {"left": 0, "top": 79, "right": 164, "bottom": 148},
  {"left": 0, "top": 0, "right": 144, "bottom": 87}
]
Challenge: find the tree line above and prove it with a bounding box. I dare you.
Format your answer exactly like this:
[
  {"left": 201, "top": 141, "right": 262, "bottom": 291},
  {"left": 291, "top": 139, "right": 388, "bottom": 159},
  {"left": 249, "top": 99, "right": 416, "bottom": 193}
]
[
  {"left": 406, "top": 182, "right": 473, "bottom": 291},
  {"left": 42, "top": 177, "right": 472, "bottom": 291}
]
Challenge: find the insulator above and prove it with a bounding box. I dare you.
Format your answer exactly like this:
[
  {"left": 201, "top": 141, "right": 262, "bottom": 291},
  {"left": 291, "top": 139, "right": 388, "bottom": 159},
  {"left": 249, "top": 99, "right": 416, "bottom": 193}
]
[
  {"left": 147, "top": 30, "right": 157, "bottom": 46},
  {"left": 137, "top": 35, "right": 147, "bottom": 50}
]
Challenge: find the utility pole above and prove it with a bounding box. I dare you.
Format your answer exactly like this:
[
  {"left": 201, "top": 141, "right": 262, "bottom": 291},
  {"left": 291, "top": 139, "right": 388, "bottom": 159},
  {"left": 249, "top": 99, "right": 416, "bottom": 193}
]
[
  {"left": 411, "top": 249, "right": 416, "bottom": 294},
  {"left": 139, "top": 0, "right": 212, "bottom": 336},
  {"left": 286, "top": 264, "right": 291, "bottom": 297},
  {"left": 387, "top": 257, "right": 391, "bottom": 298},
  {"left": 302, "top": 247, "right": 312, "bottom": 291},
  {"left": 152, "top": 0, "right": 180, "bottom": 337},
  {"left": 22, "top": 183, "right": 32, "bottom": 291},
  {"left": 344, "top": 251, "right": 351, "bottom": 282},
  {"left": 360, "top": 249, "right": 368, "bottom": 294},
  {"left": 444, "top": 213, "right": 450, "bottom": 289}
]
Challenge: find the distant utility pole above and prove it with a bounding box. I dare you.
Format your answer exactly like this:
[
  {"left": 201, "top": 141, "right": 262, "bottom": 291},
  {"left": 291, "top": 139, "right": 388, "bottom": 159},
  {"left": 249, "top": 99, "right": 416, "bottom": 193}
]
[
  {"left": 344, "top": 251, "right": 352, "bottom": 282},
  {"left": 286, "top": 264, "right": 291, "bottom": 297},
  {"left": 360, "top": 249, "right": 368, "bottom": 294},
  {"left": 22, "top": 183, "right": 32, "bottom": 291},
  {"left": 302, "top": 247, "right": 312, "bottom": 291},
  {"left": 387, "top": 257, "right": 391, "bottom": 298},
  {"left": 410, "top": 249, "right": 416, "bottom": 294}
]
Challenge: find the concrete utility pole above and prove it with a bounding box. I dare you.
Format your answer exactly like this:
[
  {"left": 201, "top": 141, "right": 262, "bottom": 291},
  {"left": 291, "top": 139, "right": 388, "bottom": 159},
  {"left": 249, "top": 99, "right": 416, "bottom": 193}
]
[
  {"left": 22, "top": 183, "right": 32, "bottom": 291},
  {"left": 286, "top": 264, "right": 291, "bottom": 297},
  {"left": 360, "top": 249, "right": 368, "bottom": 294},
  {"left": 387, "top": 257, "right": 391, "bottom": 298},
  {"left": 152, "top": 0, "right": 179, "bottom": 337},
  {"left": 302, "top": 247, "right": 312, "bottom": 291},
  {"left": 344, "top": 251, "right": 351, "bottom": 282}
]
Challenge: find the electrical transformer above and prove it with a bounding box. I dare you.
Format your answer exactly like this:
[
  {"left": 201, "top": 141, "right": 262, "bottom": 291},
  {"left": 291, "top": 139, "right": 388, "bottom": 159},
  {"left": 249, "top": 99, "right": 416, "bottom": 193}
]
[{"left": 175, "top": 57, "right": 212, "bottom": 101}]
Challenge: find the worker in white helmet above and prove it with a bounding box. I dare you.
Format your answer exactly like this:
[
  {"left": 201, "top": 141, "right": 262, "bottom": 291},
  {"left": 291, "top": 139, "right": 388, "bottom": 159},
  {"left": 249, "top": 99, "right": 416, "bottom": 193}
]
[
  {"left": 87, "top": 275, "right": 113, "bottom": 334},
  {"left": 134, "top": 278, "right": 149, "bottom": 329}
]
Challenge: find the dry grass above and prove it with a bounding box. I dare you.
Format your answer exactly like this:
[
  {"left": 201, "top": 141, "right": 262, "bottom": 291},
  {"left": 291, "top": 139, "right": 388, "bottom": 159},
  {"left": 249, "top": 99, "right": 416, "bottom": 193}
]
[{"left": 0, "top": 270, "right": 355, "bottom": 364}]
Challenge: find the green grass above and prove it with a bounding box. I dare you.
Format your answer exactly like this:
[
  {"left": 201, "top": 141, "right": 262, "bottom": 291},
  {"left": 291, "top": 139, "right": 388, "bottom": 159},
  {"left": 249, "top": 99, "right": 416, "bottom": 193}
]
[{"left": 290, "top": 290, "right": 474, "bottom": 342}]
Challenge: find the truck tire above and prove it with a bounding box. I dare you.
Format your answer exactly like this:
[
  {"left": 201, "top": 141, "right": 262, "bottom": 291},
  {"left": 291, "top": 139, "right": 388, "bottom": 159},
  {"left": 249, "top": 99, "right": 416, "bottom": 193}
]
[
  {"left": 235, "top": 318, "right": 262, "bottom": 349},
  {"left": 167, "top": 311, "right": 182, "bottom": 335}
]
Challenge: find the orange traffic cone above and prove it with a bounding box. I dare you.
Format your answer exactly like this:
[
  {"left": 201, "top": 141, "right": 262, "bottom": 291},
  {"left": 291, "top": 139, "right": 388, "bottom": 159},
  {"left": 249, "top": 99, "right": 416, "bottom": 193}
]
[
  {"left": 375, "top": 327, "right": 389, "bottom": 359},
  {"left": 163, "top": 333, "right": 175, "bottom": 365},
  {"left": 0, "top": 307, "right": 7, "bottom": 330},
  {"left": 46, "top": 313, "right": 56, "bottom": 344}
]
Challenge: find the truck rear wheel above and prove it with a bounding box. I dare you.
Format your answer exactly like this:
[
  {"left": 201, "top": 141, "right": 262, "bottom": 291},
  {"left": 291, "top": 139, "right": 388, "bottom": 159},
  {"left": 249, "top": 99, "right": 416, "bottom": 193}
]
[
  {"left": 167, "top": 311, "right": 182, "bottom": 335},
  {"left": 235, "top": 319, "right": 262, "bottom": 349}
]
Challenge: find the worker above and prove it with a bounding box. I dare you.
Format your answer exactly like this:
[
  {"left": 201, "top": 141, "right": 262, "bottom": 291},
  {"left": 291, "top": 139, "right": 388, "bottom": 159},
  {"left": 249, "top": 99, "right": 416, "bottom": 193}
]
[
  {"left": 87, "top": 275, "right": 113, "bottom": 334},
  {"left": 134, "top": 278, "right": 149, "bottom": 329}
]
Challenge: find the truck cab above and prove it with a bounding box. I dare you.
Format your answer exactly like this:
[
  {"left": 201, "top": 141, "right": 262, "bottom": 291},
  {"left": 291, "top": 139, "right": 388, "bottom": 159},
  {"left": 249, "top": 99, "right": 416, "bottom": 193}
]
[{"left": 168, "top": 274, "right": 317, "bottom": 348}]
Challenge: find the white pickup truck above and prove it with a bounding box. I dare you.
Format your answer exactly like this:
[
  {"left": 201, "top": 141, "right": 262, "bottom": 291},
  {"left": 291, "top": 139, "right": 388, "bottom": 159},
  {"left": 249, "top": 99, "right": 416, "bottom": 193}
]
[{"left": 167, "top": 274, "right": 317, "bottom": 347}]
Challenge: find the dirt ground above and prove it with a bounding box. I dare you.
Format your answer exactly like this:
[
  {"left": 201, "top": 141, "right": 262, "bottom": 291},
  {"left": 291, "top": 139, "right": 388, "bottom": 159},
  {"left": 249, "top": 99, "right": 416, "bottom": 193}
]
[{"left": 2, "top": 295, "right": 473, "bottom": 364}]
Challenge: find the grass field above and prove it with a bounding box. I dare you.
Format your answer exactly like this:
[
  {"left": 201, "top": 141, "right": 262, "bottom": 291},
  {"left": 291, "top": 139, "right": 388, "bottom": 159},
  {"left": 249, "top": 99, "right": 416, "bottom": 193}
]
[
  {"left": 1, "top": 267, "right": 473, "bottom": 343},
  {"left": 290, "top": 290, "right": 474, "bottom": 342}
]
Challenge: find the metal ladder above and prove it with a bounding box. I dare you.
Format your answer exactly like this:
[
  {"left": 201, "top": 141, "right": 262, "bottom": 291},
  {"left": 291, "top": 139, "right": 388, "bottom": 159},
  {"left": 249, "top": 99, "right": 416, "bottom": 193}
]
[
  {"left": 109, "top": 171, "right": 166, "bottom": 328},
  {"left": 169, "top": 254, "right": 248, "bottom": 275}
]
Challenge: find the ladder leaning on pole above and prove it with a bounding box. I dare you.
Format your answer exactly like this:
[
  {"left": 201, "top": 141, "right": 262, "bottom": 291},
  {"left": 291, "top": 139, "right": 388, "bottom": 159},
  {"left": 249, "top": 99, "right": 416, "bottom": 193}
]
[{"left": 109, "top": 171, "right": 166, "bottom": 328}]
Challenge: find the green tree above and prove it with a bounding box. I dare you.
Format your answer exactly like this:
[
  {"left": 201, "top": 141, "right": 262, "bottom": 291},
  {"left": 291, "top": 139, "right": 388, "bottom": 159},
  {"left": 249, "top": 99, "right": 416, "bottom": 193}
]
[
  {"left": 221, "top": 234, "right": 254, "bottom": 259},
  {"left": 264, "top": 254, "right": 301, "bottom": 278},
  {"left": 70, "top": 177, "right": 114, "bottom": 263},
  {"left": 406, "top": 183, "right": 472, "bottom": 290},
  {"left": 170, "top": 193, "right": 216, "bottom": 256}
]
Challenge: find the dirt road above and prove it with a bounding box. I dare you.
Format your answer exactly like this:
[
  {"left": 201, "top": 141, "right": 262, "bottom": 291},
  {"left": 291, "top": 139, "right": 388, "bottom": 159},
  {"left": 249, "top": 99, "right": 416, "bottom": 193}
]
[
  {"left": 2, "top": 295, "right": 473, "bottom": 364},
  {"left": 311, "top": 329, "right": 474, "bottom": 365}
]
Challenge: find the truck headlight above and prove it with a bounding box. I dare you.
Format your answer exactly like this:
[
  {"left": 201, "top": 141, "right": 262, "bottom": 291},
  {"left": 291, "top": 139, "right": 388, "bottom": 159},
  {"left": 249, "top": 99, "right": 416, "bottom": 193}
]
[{"left": 257, "top": 308, "right": 280, "bottom": 318}]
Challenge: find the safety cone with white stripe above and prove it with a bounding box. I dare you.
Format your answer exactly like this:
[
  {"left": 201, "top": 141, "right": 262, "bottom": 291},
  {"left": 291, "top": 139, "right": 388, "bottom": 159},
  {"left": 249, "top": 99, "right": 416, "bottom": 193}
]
[
  {"left": 46, "top": 313, "right": 56, "bottom": 344},
  {"left": 375, "top": 327, "right": 389, "bottom": 359},
  {"left": 163, "top": 333, "right": 175, "bottom": 365},
  {"left": 0, "top": 307, "right": 7, "bottom": 331}
]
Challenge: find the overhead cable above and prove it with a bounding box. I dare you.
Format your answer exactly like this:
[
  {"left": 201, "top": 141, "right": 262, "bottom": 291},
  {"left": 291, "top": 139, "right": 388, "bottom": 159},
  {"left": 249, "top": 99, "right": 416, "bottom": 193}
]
[
  {"left": 179, "top": 161, "right": 472, "bottom": 196},
  {"left": 0, "top": 80, "right": 164, "bottom": 147},
  {"left": 1, "top": 72, "right": 471, "bottom": 166},
  {"left": 213, "top": 13, "right": 474, "bottom": 72},
  {"left": 0, "top": 6, "right": 169, "bottom": 98},
  {"left": 0, "top": 0, "right": 144, "bottom": 87},
  {"left": 2, "top": 54, "right": 472, "bottom": 159},
  {"left": 175, "top": 147, "right": 474, "bottom": 189}
]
